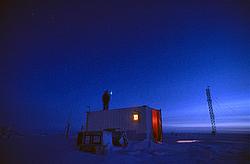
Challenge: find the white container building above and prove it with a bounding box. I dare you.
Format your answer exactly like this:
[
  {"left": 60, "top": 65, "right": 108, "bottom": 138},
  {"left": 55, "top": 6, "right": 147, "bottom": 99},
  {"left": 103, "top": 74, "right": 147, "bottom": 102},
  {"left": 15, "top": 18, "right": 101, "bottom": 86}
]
[{"left": 86, "top": 105, "right": 163, "bottom": 142}]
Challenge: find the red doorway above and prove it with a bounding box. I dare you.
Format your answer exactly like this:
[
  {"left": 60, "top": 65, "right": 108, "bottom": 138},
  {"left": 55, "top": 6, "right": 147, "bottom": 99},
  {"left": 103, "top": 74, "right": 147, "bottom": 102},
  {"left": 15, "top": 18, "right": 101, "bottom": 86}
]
[{"left": 152, "top": 110, "right": 163, "bottom": 142}]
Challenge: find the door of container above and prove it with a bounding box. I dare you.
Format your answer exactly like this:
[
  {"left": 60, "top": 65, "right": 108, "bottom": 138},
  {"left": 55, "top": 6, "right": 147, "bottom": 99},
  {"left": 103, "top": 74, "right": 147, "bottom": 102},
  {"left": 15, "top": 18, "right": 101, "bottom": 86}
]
[{"left": 152, "top": 110, "right": 163, "bottom": 142}]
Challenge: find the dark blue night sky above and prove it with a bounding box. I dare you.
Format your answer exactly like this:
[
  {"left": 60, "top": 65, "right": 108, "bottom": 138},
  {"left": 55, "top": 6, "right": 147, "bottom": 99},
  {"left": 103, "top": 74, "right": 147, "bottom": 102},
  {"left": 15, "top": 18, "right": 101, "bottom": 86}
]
[{"left": 1, "top": 0, "right": 250, "bottom": 133}]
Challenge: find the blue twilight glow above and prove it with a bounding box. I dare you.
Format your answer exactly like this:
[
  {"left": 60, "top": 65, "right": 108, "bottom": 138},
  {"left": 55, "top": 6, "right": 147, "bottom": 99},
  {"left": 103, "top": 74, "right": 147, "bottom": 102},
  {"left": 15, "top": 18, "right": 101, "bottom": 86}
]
[{"left": 1, "top": 0, "right": 249, "bottom": 133}]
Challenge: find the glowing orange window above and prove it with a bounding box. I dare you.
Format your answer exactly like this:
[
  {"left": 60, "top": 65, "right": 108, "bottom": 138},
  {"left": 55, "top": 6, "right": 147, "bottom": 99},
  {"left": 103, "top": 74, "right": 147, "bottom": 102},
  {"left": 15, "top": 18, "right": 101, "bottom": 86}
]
[{"left": 133, "top": 114, "right": 139, "bottom": 121}]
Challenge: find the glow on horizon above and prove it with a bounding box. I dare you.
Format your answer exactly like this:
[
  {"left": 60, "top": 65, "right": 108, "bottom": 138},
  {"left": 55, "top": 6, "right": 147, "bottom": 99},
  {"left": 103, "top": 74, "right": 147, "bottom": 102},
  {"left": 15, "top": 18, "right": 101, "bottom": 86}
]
[
  {"left": 176, "top": 140, "right": 200, "bottom": 143},
  {"left": 162, "top": 97, "right": 250, "bottom": 132},
  {"left": 166, "top": 122, "right": 250, "bottom": 128}
]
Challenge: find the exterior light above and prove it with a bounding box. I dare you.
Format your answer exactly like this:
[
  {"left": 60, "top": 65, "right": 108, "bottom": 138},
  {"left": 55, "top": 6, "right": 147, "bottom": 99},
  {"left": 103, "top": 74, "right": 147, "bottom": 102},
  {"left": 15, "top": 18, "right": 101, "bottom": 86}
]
[{"left": 133, "top": 114, "right": 139, "bottom": 121}]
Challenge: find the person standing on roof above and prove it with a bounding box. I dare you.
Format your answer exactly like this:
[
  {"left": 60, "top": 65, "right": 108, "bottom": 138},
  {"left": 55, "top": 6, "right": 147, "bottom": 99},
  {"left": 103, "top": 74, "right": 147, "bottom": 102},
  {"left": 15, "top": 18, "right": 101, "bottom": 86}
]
[{"left": 102, "top": 90, "right": 111, "bottom": 111}]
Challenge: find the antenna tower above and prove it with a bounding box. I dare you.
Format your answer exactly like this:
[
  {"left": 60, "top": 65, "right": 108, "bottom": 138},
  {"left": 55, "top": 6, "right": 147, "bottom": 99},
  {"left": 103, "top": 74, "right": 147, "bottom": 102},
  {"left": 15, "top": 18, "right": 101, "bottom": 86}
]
[{"left": 206, "top": 86, "right": 216, "bottom": 135}]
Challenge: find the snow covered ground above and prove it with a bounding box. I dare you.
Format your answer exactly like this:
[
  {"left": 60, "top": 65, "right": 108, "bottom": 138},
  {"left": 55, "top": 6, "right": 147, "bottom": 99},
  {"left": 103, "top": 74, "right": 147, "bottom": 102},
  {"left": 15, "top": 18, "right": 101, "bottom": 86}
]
[{"left": 0, "top": 133, "right": 249, "bottom": 164}]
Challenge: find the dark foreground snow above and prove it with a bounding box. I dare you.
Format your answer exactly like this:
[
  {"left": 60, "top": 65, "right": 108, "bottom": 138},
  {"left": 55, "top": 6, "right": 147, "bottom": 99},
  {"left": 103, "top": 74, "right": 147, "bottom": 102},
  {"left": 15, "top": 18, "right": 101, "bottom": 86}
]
[{"left": 0, "top": 133, "right": 249, "bottom": 164}]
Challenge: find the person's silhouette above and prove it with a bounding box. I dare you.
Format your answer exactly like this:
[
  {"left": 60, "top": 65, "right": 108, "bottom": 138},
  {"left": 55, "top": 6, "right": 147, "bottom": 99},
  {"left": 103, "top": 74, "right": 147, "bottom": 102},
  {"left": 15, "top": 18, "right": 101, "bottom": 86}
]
[{"left": 102, "top": 90, "right": 111, "bottom": 110}]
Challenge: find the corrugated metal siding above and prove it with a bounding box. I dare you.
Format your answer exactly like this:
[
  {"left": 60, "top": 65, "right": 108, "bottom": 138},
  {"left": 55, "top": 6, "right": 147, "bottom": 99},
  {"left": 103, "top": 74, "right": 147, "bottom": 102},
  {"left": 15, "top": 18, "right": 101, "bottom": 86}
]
[
  {"left": 87, "top": 107, "right": 148, "bottom": 134},
  {"left": 145, "top": 107, "right": 152, "bottom": 140}
]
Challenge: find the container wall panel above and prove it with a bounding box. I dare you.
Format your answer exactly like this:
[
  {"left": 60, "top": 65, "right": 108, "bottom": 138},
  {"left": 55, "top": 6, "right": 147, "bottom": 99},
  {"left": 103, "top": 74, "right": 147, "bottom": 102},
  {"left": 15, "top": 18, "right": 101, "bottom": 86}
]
[{"left": 87, "top": 107, "right": 148, "bottom": 134}]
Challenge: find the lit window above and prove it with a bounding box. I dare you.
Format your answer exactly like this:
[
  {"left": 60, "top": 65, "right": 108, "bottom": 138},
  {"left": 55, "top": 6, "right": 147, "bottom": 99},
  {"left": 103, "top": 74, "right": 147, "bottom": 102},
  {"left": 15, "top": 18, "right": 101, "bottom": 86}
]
[{"left": 133, "top": 114, "right": 139, "bottom": 121}]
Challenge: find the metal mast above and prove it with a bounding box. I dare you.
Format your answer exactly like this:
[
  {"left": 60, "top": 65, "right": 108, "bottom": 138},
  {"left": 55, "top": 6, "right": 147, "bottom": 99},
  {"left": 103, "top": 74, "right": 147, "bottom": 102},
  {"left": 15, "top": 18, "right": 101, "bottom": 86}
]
[{"left": 206, "top": 86, "right": 216, "bottom": 135}]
